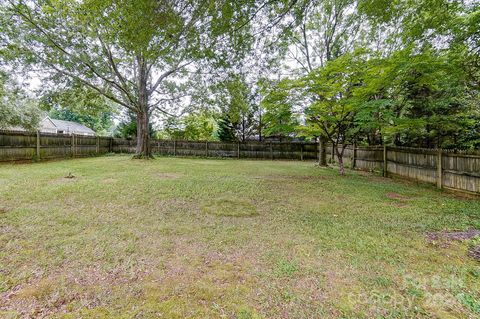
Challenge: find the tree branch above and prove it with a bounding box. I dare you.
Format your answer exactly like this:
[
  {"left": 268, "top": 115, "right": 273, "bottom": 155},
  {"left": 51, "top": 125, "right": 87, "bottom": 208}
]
[{"left": 148, "top": 60, "right": 193, "bottom": 95}]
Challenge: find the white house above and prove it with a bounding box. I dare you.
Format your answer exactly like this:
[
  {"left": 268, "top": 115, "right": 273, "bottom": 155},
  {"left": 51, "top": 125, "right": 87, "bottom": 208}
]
[{"left": 39, "top": 116, "right": 96, "bottom": 136}]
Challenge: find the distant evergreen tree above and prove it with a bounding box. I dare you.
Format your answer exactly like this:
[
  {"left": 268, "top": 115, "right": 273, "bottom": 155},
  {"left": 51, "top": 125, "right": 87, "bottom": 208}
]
[
  {"left": 216, "top": 116, "right": 237, "bottom": 142},
  {"left": 114, "top": 111, "right": 155, "bottom": 138}
]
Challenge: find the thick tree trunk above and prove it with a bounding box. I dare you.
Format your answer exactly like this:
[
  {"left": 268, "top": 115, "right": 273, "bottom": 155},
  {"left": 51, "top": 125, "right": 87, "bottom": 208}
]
[
  {"left": 134, "top": 111, "right": 152, "bottom": 158},
  {"left": 318, "top": 136, "right": 327, "bottom": 166},
  {"left": 133, "top": 55, "right": 153, "bottom": 159}
]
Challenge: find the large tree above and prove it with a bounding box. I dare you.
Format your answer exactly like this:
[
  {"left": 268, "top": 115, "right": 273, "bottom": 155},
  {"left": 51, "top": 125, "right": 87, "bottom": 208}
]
[
  {"left": 2, "top": 0, "right": 286, "bottom": 157},
  {"left": 282, "top": 0, "right": 361, "bottom": 74}
]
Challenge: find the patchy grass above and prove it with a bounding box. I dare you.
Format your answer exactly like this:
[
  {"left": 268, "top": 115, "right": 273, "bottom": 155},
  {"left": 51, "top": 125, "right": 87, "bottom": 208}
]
[
  {"left": 0, "top": 155, "right": 479, "bottom": 318},
  {"left": 202, "top": 198, "right": 258, "bottom": 217}
]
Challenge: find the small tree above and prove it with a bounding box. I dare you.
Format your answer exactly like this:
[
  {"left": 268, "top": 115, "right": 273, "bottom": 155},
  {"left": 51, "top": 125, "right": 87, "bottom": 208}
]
[
  {"left": 182, "top": 111, "right": 218, "bottom": 141},
  {"left": 301, "top": 52, "right": 367, "bottom": 175}
]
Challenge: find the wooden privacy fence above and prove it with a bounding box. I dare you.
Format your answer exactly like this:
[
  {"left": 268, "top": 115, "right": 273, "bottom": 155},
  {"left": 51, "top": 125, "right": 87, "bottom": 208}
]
[
  {"left": 111, "top": 138, "right": 318, "bottom": 160},
  {"left": 0, "top": 130, "right": 320, "bottom": 161},
  {"left": 0, "top": 130, "right": 110, "bottom": 160},
  {"left": 1, "top": 130, "right": 479, "bottom": 195},
  {"left": 327, "top": 145, "right": 480, "bottom": 195}
]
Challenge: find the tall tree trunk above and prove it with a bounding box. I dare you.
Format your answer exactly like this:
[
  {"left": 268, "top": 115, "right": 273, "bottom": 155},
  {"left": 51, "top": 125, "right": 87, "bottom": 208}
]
[
  {"left": 135, "top": 110, "right": 151, "bottom": 158},
  {"left": 134, "top": 56, "right": 152, "bottom": 159}
]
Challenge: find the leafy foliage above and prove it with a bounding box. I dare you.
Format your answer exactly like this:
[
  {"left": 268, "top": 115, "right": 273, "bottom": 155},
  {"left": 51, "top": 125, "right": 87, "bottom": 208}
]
[
  {"left": 114, "top": 111, "right": 155, "bottom": 139},
  {"left": 40, "top": 84, "right": 115, "bottom": 135},
  {"left": 260, "top": 0, "right": 480, "bottom": 175},
  {"left": 260, "top": 79, "right": 299, "bottom": 140},
  {"left": 156, "top": 110, "right": 218, "bottom": 141},
  {"left": 2, "top": 0, "right": 285, "bottom": 156},
  {"left": 0, "top": 72, "right": 40, "bottom": 130},
  {"left": 213, "top": 75, "right": 261, "bottom": 141}
]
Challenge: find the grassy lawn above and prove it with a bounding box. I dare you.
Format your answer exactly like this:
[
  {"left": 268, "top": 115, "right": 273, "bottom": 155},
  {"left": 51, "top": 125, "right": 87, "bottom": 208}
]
[{"left": 1, "top": 156, "right": 479, "bottom": 318}]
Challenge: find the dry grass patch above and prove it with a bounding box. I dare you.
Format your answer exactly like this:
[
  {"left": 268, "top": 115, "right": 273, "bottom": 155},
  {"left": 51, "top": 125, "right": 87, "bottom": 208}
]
[
  {"left": 385, "top": 192, "right": 413, "bottom": 200},
  {"left": 156, "top": 172, "right": 182, "bottom": 179},
  {"left": 201, "top": 198, "right": 258, "bottom": 217}
]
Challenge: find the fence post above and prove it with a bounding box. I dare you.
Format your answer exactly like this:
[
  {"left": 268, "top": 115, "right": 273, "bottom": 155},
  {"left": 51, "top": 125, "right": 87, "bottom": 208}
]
[
  {"left": 96, "top": 136, "right": 99, "bottom": 154},
  {"left": 383, "top": 145, "right": 388, "bottom": 177},
  {"left": 205, "top": 141, "right": 208, "bottom": 157},
  {"left": 109, "top": 137, "right": 113, "bottom": 153},
  {"left": 237, "top": 142, "right": 240, "bottom": 159},
  {"left": 71, "top": 133, "right": 75, "bottom": 158},
  {"left": 36, "top": 130, "right": 41, "bottom": 160},
  {"left": 437, "top": 148, "right": 443, "bottom": 189},
  {"left": 331, "top": 144, "right": 335, "bottom": 163},
  {"left": 352, "top": 142, "right": 357, "bottom": 169},
  {"left": 300, "top": 143, "right": 304, "bottom": 161},
  {"left": 173, "top": 140, "right": 176, "bottom": 156},
  {"left": 270, "top": 142, "right": 273, "bottom": 160}
]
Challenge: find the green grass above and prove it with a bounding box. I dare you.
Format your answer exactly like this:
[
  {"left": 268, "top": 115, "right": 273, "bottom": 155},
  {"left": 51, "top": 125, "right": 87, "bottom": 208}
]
[
  {"left": 202, "top": 198, "right": 258, "bottom": 217},
  {"left": 0, "top": 155, "right": 479, "bottom": 318}
]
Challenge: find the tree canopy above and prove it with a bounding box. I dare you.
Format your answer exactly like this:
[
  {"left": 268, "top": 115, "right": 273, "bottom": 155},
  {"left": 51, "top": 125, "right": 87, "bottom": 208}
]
[
  {"left": 2, "top": 0, "right": 296, "bottom": 156},
  {"left": 0, "top": 0, "right": 478, "bottom": 166},
  {"left": 0, "top": 71, "right": 40, "bottom": 130}
]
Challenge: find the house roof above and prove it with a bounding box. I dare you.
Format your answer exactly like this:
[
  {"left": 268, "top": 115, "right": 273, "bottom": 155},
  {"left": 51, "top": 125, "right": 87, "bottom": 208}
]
[{"left": 45, "top": 117, "right": 95, "bottom": 134}]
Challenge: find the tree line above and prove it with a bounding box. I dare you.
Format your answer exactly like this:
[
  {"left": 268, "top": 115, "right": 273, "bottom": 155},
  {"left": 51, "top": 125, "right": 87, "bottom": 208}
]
[{"left": 0, "top": 0, "right": 478, "bottom": 166}]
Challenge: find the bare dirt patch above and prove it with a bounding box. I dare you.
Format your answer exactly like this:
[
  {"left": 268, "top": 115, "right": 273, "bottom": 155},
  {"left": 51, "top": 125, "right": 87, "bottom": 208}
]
[
  {"left": 385, "top": 192, "right": 414, "bottom": 207},
  {"left": 386, "top": 192, "right": 412, "bottom": 201},
  {"left": 427, "top": 229, "right": 480, "bottom": 261},
  {"left": 426, "top": 229, "right": 480, "bottom": 242},
  {"left": 1, "top": 261, "right": 154, "bottom": 317},
  {"left": 469, "top": 245, "right": 480, "bottom": 261}
]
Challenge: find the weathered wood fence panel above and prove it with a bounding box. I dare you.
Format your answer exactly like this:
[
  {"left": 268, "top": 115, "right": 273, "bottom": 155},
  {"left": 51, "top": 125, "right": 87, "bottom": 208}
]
[
  {"left": 442, "top": 151, "right": 480, "bottom": 193},
  {"left": 386, "top": 147, "right": 438, "bottom": 184},
  {"left": 0, "top": 131, "right": 37, "bottom": 160},
  {"left": 128, "top": 139, "right": 320, "bottom": 160},
  {"left": 40, "top": 133, "right": 72, "bottom": 159},
  {"left": 355, "top": 146, "right": 384, "bottom": 171},
  {"left": 314, "top": 143, "right": 479, "bottom": 194},
  {"left": 325, "top": 145, "right": 384, "bottom": 171},
  {"left": 1, "top": 130, "right": 478, "bottom": 194}
]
